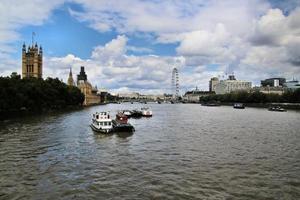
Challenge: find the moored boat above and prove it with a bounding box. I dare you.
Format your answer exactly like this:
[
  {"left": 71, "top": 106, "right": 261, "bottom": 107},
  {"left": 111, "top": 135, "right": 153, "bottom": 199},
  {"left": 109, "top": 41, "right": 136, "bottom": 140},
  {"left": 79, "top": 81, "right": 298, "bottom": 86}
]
[
  {"left": 141, "top": 107, "right": 152, "bottom": 117},
  {"left": 268, "top": 106, "right": 287, "bottom": 112},
  {"left": 112, "top": 112, "right": 135, "bottom": 132},
  {"left": 233, "top": 103, "right": 245, "bottom": 109},
  {"left": 202, "top": 101, "right": 221, "bottom": 106},
  {"left": 131, "top": 109, "right": 143, "bottom": 118},
  {"left": 122, "top": 110, "right": 132, "bottom": 118},
  {"left": 90, "top": 112, "right": 113, "bottom": 133}
]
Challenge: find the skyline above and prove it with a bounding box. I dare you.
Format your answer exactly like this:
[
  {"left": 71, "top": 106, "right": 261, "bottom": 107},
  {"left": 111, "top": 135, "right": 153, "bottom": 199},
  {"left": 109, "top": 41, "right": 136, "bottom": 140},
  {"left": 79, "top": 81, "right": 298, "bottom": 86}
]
[{"left": 0, "top": 0, "right": 300, "bottom": 94}]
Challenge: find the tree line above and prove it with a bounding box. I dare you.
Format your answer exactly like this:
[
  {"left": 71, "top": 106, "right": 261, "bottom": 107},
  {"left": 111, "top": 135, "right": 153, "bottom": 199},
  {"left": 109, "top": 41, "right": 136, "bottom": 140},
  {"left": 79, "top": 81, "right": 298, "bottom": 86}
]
[
  {"left": 200, "top": 89, "right": 300, "bottom": 103},
  {"left": 0, "top": 73, "right": 85, "bottom": 115}
]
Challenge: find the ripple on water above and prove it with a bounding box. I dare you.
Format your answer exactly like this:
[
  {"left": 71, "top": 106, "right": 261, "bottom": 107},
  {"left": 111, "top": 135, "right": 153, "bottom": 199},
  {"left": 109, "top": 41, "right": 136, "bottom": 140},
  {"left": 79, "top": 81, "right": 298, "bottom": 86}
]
[{"left": 0, "top": 104, "right": 300, "bottom": 199}]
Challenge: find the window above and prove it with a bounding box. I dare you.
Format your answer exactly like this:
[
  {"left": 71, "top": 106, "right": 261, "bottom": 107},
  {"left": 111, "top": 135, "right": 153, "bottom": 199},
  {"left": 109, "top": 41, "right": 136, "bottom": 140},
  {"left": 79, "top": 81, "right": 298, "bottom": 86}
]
[{"left": 104, "top": 122, "right": 107, "bottom": 126}]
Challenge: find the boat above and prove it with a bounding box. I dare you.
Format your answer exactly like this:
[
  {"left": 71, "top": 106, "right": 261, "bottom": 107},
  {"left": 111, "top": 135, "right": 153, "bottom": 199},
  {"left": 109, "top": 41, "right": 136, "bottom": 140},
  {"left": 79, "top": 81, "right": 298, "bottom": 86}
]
[
  {"left": 112, "top": 112, "right": 135, "bottom": 132},
  {"left": 122, "top": 110, "right": 132, "bottom": 118},
  {"left": 131, "top": 109, "right": 143, "bottom": 118},
  {"left": 268, "top": 106, "right": 287, "bottom": 112},
  {"left": 90, "top": 112, "right": 113, "bottom": 133},
  {"left": 233, "top": 103, "right": 245, "bottom": 109},
  {"left": 202, "top": 101, "right": 221, "bottom": 106},
  {"left": 141, "top": 107, "right": 152, "bottom": 117}
]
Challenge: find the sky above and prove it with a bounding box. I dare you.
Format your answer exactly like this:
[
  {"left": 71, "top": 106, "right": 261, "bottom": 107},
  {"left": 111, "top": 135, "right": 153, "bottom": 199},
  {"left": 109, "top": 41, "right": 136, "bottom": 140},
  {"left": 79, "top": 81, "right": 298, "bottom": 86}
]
[{"left": 0, "top": 0, "right": 300, "bottom": 94}]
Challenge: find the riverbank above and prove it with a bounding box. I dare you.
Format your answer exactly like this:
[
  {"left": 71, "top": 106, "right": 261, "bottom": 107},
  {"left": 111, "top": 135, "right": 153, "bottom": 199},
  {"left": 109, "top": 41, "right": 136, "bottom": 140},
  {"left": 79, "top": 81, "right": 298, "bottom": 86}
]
[
  {"left": 0, "top": 105, "right": 84, "bottom": 121},
  {"left": 215, "top": 102, "right": 300, "bottom": 110},
  {"left": 0, "top": 102, "right": 113, "bottom": 121}
]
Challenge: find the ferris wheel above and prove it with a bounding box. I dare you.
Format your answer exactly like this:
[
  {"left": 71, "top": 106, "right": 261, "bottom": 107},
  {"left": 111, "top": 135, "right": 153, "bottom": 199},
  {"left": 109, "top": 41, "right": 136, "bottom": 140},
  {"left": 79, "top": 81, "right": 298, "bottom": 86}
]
[{"left": 171, "top": 68, "right": 179, "bottom": 99}]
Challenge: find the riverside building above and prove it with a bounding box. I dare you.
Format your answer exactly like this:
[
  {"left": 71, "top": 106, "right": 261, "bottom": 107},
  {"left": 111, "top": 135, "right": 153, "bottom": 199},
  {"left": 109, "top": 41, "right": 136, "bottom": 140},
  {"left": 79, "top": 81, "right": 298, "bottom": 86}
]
[
  {"left": 183, "top": 87, "right": 214, "bottom": 103},
  {"left": 214, "top": 75, "right": 252, "bottom": 94},
  {"left": 22, "top": 43, "right": 43, "bottom": 78},
  {"left": 209, "top": 77, "right": 219, "bottom": 92},
  {"left": 67, "top": 68, "right": 75, "bottom": 86},
  {"left": 76, "top": 66, "right": 100, "bottom": 106}
]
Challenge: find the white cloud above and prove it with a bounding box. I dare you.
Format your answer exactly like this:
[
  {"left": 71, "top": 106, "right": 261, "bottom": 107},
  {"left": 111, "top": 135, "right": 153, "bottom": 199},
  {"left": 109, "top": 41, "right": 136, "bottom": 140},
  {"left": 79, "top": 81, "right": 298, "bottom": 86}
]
[
  {"left": 1, "top": 0, "right": 300, "bottom": 94},
  {"left": 44, "top": 35, "right": 187, "bottom": 94},
  {"left": 241, "top": 7, "right": 300, "bottom": 81}
]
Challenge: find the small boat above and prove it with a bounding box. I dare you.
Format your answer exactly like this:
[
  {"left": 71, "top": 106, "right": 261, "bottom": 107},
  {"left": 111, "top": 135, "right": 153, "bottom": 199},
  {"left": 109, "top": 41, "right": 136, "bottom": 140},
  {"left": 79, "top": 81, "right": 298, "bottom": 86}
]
[
  {"left": 131, "top": 109, "right": 143, "bottom": 118},
  {"left": 122, "top": 110, "right": 132, "bottom": 118},
  {"left": 141, "top": 107, "right": 152, "bottom": 117},
  {"left": 90, "top": 112, "right": 113, "bottom": 133},
  {"left": 157, "top": 101, "right": 161, "bottom": 104},
  {"left": 233, "top": 103, "right": 245, "bottom": 109},
  {"left": 202, "top": 102, "right": 221, "bottom": 106},
  {"left": 112, "top": 112, "right": 135, "bottom": 132},
  {"left": 268, "top": 106, "right": 287, "bottom": 112}
]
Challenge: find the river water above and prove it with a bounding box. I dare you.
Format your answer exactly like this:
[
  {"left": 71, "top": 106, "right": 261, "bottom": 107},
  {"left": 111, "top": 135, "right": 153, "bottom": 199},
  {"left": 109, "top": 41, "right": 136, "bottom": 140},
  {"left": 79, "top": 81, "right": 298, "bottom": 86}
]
[{"left": 0, "top": 104, "right": 299, "bottom": 199}]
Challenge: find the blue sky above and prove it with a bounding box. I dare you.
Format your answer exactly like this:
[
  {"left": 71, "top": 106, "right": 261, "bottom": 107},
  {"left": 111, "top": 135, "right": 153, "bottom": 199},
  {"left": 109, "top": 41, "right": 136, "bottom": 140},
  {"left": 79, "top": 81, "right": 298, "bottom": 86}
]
[
  {"left": 18, "top": 3, "right": 177, "bottom": 59},
  {"left": 0, "top": 0, "right": 299, "bottom": 94}
]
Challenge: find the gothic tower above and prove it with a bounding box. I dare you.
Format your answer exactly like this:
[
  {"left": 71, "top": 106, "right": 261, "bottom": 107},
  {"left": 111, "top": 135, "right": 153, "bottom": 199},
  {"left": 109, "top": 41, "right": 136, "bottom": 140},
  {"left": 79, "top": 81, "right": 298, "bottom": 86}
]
[
  {"left": 22, "top": 43, "right": 43, "bottom": 78},
  {"left": 67, "top": 68, "right": 75, "bottom": 86},
  {"left": 77, "top": 66, "right": 87, "bottom": 85}
]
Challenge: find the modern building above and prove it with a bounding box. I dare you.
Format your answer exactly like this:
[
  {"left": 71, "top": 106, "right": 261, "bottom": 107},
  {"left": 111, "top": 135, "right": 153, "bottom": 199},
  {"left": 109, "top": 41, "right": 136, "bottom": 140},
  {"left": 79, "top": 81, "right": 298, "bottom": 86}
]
[
  {"left": 284, "top": 80, "right": 300, "bottom": 90},
  {"left": 76, "top": 66, "right": 100, "bottom": 106},
  {"left": 22, "top": 43, "right": 43, "bottom": 78},
  {"left": 209, "top": 77, "right": 219, "bottom": 92},
  {"left": 215, "top": 75, "right": 252, "bottom": 94},
  {"left": 261, "top": 78, "right": 286, "bottom": 87},
  {"left": 67, "top": 68, "right": 75, "bottom": 86}
]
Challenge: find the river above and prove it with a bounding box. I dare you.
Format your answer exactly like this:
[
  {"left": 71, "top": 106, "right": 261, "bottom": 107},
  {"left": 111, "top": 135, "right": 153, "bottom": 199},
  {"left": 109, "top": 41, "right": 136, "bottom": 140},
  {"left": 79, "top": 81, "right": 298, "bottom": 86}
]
[{"left": 0, "top": 104, "right": 299, "bottom": 199}]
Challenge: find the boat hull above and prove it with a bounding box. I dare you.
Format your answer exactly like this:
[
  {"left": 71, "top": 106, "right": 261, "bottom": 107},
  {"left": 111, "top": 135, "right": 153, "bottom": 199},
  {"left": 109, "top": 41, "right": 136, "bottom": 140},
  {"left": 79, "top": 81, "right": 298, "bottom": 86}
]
[
  {"left": 268, "top": 108, "right": 287, "bottom": 112},
  {"left": 90, "top": 124, "right": 113, "bottom": 134},
  {"left": 233, "top": 107, "right": 245, "bottom": 109},
  {"left": 112, "top": 120, "right": 135, "bottom": 132}
]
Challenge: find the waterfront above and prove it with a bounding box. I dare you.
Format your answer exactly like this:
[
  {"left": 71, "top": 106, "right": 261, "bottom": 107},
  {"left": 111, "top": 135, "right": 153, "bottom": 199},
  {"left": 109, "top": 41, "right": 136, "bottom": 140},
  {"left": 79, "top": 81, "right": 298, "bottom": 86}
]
[{"left": 0, "top": 104, "right": 299, "bottom": 199}]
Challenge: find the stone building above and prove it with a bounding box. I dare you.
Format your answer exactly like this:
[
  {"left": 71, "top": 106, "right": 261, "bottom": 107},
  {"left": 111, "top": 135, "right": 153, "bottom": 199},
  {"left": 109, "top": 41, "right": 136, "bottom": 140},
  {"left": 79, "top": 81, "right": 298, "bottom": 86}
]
[
  {"left": 22, "top": 43, "right": 43, "bottom": 78},
  {"left": 183, "top": 87, "right": 214, "bottom": 102},
  {"left": 76, "top": 66, "right": 100, "bottom": 106},
  {"left": 209, "top": 77, "right": 219, "bottom": 92},
  {"left": 67, "top": 68, "right": 75, "bottom": 86}
]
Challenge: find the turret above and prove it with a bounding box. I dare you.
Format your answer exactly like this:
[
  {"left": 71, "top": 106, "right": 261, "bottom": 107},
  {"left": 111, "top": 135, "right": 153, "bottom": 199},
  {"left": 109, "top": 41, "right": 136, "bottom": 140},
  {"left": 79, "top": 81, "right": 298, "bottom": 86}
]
[
  {"left": 67, "top": 67, "right": 75, "bottom": 86},
  {"left": 22, "top": 43, "right": 26, "bottom": 52},
  {"left": 22, "top": 41, "right": 43, "bottom": 79},
  {"left": 39, "top": 46, "right": 43, "bottom": 55}
]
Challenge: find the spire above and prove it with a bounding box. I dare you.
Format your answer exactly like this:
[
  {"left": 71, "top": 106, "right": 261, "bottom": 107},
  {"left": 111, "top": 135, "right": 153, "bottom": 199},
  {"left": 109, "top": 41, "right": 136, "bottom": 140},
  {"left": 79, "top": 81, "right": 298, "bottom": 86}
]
[
  {"left": 67, "top": 67, "right": 75, "bottom": 86},
  {"left": 22, "top": 42, "right": 26, "bottom": 52}
]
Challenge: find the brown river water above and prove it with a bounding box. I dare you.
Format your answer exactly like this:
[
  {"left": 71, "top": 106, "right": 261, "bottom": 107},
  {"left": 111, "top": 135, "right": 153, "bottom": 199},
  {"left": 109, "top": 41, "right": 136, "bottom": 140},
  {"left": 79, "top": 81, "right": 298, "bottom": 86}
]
[{"left": 0, "top": 103, "right": 300, "bottom": 199}]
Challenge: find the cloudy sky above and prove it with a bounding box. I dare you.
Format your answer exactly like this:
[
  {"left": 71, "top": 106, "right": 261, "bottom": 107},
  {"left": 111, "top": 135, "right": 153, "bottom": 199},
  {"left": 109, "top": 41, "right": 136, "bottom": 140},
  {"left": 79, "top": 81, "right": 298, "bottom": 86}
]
[{"left": 0, "top": 0, "right": 300, "bottom": 94}]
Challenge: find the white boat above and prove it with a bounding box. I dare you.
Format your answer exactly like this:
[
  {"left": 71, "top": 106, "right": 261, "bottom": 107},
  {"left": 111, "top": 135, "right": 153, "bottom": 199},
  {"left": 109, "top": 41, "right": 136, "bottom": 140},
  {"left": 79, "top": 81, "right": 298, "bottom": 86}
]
[
  {"left": 90, "top": 112, "right": 113, "bottom": 133},
  {"left": 141, "top": 107, "right": 152, "bottom": 117}
]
